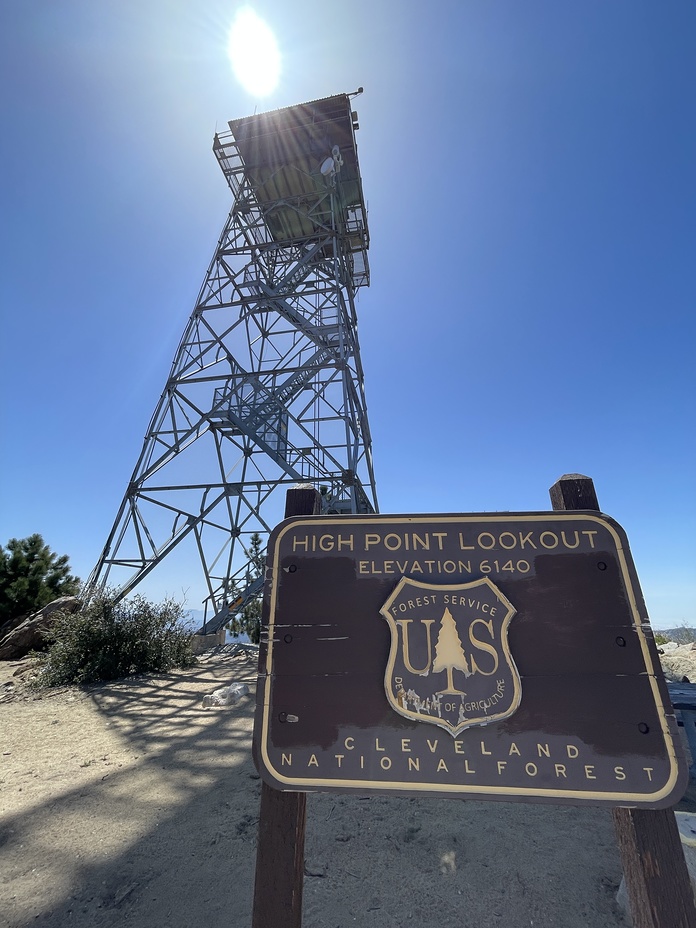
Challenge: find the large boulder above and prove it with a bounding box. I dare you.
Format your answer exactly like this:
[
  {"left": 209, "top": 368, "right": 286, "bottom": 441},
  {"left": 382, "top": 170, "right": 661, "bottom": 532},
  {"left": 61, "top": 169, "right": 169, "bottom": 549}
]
[
  {"left": 660, "top": 643, "right": 696, "bottom": 684},
  {"left": 0, "top": 597, "right": 81, "bottom": 661}
]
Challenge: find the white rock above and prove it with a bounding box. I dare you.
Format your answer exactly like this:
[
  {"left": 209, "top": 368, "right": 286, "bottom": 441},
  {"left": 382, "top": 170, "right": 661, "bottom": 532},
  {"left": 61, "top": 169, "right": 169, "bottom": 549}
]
[
  {"left": 202, "top": 682, "right": 249, "bottom": 709},
  {"left": 660, "top": 653, "right": 696, "bottom": 683}
]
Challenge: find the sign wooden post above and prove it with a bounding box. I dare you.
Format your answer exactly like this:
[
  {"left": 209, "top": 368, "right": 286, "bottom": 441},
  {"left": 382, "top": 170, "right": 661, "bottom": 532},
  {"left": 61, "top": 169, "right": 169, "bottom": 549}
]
[
  {"left": 250, "top": 478, "right": 694, "bottom": 926},
  {"left": 251, "top": 487, "right": 320, "bottom": 928},
  {"left": 550, "top": 473, "right": 696, "bottom": 928}
]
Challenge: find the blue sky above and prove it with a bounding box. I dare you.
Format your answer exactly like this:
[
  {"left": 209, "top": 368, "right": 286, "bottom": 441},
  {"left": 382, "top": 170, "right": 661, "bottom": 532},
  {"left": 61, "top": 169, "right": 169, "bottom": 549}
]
[{"left": 1, "top": 1, "right": 694, "bottom": 627}]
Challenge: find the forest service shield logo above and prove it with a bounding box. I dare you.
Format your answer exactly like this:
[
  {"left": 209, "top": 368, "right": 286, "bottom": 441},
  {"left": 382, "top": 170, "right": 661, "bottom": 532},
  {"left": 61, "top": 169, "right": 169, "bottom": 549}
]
[{"left": 380, "top": 577, "right": 522, "bottom": 737}]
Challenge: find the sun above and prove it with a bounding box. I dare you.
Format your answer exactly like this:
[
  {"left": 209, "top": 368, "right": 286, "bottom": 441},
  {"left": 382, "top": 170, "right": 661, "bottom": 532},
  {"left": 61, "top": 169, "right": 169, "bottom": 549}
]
[{"left": 228, "top": 8, "right": 281, "bottom": 97}]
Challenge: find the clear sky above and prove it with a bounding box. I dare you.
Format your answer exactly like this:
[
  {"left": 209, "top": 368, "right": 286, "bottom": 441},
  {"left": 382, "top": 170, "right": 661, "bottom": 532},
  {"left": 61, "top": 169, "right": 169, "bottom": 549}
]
[{"left": 1, "top": 1, "right": 694, "bottom": 627}]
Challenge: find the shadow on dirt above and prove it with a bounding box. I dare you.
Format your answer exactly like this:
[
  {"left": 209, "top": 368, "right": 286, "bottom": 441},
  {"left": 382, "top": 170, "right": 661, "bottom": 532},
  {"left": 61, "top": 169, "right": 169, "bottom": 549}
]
[
  {"left": 1, "top": 650, "right": 638, "bottom": 928},
  {"left": 2, "top": 653, "right": 261, "bottom": 928}
]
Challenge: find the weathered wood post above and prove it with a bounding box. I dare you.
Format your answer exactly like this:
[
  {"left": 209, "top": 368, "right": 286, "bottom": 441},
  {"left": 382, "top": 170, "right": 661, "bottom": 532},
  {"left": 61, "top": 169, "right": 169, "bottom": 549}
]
[
  {"left": 550, "top": 473, "right": 696, "bottom": 928},
  {"left": 251, "top": 486, "right": 322, "bottom": 928}
]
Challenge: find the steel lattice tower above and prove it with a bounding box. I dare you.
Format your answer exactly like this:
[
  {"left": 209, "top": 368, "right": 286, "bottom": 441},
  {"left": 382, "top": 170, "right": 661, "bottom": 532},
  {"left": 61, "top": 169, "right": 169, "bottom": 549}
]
[{"left": 89, "top": 93, "right": 377, "bottom": 630}]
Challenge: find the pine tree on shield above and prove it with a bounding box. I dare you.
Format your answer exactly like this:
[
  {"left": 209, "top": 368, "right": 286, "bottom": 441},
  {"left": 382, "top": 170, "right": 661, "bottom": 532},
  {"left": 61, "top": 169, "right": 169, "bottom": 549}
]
[{"left": 432, "top": 607, "right": 471, "bottom": 695}]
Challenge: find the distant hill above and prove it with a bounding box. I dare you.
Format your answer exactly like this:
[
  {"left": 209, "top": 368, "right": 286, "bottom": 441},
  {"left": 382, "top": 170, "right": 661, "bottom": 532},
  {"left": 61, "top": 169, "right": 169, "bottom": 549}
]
[{"left": 654, "top": 626, "right": 696, "bottom": 644}]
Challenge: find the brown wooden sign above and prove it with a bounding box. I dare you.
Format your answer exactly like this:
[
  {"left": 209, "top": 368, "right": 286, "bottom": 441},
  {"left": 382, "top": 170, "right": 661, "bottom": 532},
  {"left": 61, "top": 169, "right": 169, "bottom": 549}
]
[{"left": 252, "top": 512, "right": 687, "bottom": 808}]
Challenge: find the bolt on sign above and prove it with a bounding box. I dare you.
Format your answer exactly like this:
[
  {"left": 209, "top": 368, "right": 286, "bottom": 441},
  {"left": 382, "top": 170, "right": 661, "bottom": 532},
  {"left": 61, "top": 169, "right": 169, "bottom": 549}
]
[{"left": 252, "top": 513, "right": 687, "bottom": 808}]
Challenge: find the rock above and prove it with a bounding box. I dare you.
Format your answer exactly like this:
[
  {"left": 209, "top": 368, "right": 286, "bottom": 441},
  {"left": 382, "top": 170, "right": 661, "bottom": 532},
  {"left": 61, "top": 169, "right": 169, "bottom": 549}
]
[
  {"left": 0, "top": 597, "right": 81, "bottom": 661},
  {"left": 660, "top": 653, "right": 696, "bottom": 683},
  {"left": 659, "top": 643, "right": 696, "bottom": 684},
  {"left": 0, "top": 613, "right": 30, "bottom": 641},
  {"left": 201, "top": 681, "right": 249, "bottom": 709}
]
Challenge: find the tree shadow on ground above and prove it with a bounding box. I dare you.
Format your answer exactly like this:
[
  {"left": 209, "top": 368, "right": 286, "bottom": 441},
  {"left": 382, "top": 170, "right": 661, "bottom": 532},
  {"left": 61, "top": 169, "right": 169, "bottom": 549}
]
[
  {"left": 1, "top": 652, "right": 631, "bottom": 928},
  {"left": 2, "top": 653, "right": 261, "bottom": 928}
]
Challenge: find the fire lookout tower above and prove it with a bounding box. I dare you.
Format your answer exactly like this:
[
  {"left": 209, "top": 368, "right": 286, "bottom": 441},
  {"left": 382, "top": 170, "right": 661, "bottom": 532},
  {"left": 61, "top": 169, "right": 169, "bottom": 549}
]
[{"left": 89, "top": 92, "right": 378, "bottom": 630}]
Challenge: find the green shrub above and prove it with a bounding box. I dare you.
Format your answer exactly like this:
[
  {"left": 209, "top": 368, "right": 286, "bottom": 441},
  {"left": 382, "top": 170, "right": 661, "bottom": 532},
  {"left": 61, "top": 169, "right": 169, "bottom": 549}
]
[
  {"left": 33, "top": 589, "right": 195, "bottom": 686},
  {"left": 654, "top": 633, "right": 670, "bottom": 646}
]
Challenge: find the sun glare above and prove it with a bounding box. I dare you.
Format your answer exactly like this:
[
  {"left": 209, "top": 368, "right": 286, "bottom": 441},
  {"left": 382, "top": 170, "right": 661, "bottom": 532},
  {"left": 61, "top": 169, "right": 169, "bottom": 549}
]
[{"left": 228, "top": 8, "right": 280, "bottom": 97}]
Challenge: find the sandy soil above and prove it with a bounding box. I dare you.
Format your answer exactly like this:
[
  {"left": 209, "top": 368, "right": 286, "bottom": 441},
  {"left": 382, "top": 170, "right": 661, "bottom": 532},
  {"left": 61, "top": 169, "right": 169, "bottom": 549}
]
[{"left": 0, "top": 650, "right": 659, "bottom": 928}]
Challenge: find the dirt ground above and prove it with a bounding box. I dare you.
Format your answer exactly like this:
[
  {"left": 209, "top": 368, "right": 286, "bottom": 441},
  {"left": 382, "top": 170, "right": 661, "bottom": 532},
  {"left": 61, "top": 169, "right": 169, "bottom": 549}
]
[{"left": 3, "top": 648, "right": 686, "bottom": 928}]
